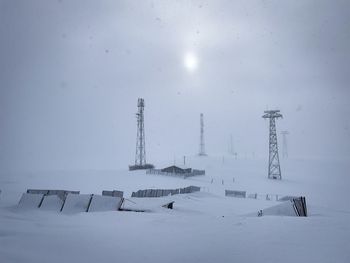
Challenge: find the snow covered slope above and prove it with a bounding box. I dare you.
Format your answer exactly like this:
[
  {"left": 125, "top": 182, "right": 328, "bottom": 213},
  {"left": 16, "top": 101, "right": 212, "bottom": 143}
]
[{"left": 0, "top": 156, "right": 349, "bottom": 263}]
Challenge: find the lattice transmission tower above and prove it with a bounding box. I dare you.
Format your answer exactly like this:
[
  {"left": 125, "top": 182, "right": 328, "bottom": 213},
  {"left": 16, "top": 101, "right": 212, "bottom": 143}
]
[
  {"left": 262, "top": 110, "right": 283, "bottom": 180},
  {"left": 129, "top": 98, "right": 154, "bottom": 171},
  {"left": 281, "top": 131, "right": 289, "bottom": 158},
  {"left": 198, "top": 113, "right": 207, "bottom": 156}
]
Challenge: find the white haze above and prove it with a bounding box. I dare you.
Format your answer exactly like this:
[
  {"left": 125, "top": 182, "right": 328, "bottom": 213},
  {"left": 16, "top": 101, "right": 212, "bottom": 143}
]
[{"left": 0, "top": 0, "right": 349, "bottom": 172}]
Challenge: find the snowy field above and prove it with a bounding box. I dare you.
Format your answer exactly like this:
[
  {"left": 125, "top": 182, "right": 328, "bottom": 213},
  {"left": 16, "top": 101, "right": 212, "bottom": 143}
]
[{"left": 0, "top": 156, "right": 349, "bottom": 263}]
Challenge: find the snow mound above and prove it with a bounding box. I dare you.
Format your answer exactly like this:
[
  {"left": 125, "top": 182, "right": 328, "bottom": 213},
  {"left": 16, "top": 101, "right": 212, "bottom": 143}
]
[
  {"left": 260, "top": 197, "right": 307, "bottom": 217},
  {"left": 261, "top": 200, "right": 297, "bottom": 216},
  {"left": 225, "top": 189, "right": 246, "bottom": 198}
]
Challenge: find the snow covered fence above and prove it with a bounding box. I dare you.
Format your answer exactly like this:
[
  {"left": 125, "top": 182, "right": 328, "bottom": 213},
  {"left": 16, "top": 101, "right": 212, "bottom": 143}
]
[
  {"left": 225, "top": 190, "right": 246, "bottom": 198},
  {"left": 247, "top": 193, "right": 258, "bottom": 199},
  {"left": 18, "top": 189, "right": 124, "bottom": 213},
  {"left": 264, "top": 194, "right": 279, "bottom": 201},
  {"left": 23, "top": 189, "right": 80, "bottom": 211},
  {"left": 132, "top": 189, "right": 175, "bottom": 198},
  {"left": 226, "top": 190, "right": 302, "bottom": 202},
  {"left": 52, "top": 193, "right": 123, "bottom": 213},
  {"left": 87, "top": 195, "right": 123, "bottom": 212},
  {"left": 131, "top": 186, "right": 201, "bottom": 198},
  {"left": 278, "top": 195, "right": 301, "bottom": 201},
  {"left": 27, "top": 189, "right": 80, "bottom": 201},
  {"left": 246, "top": 193, "right": 279, "bottom": 201},
  {"left": 61, "top": 194, "right": 93, "bottom": 213},
  {"left": 40, "top": 195, "right": 64, "bottom": 211},
  {"left": 18, "top": 193, "right": 45, "bottom": 209},
  {"left": 180, "top": 186, "right": 201, "bottom": 193},
  {"left": 102, "top": 190, "right": 124, "bottom": 198},
  {"left": 259, "top": 194, "right": 302, "bottom": 201}
]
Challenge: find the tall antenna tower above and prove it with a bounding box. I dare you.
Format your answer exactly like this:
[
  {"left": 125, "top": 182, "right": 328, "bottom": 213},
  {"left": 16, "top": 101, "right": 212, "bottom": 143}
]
[
  {"left": 281, "top": 131, "right": 289, "bottom": 158},
  {"left": 129, "top": 98, "right": 154, "bottom": 171},
  {"left": 262, "top": 110, "right": 283, "bottom": 180},
  {"left": 135, "top": 98, "right": 146, "bottom": 166},
  {"left": 199, "top": 113, "right": 207, "bottom": 156}
]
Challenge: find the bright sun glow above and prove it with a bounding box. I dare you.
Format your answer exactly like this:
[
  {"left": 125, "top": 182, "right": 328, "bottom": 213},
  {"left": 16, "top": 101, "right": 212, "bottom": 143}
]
[{"left": 184, "top": 52, "right": 198, "bottom": 72}]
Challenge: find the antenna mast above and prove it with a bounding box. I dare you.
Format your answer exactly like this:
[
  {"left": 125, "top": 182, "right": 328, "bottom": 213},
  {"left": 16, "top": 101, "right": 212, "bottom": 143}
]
[
  {"left": 129, "top": 98, "right": 154, "bottom": 171},
  {"left": 135, "top": 98, "right": 146, "bottom": 166},
  {"left": 199, "top": 113, "right": 207, "bottom": 156}
]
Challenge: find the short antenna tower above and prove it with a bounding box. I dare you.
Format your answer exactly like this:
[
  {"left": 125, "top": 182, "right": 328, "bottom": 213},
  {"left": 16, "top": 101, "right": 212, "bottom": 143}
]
[
  {"left": 262, "top": 110, "right": 283, "bottom": 180},
  {"left": 199, "top": 113, "right": 207, "bottom": 156}
]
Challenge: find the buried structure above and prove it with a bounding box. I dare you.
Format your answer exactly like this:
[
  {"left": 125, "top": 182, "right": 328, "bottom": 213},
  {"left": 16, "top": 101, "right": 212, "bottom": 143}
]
[
  {"left": 147, "top": 165, "right": 205, "bottom": 178},
  {"left": 18, "top": 189, "right": 123, "bottom": 213},
  {"left": 17, "top": 189, "right": 174, "bottom": 213}
]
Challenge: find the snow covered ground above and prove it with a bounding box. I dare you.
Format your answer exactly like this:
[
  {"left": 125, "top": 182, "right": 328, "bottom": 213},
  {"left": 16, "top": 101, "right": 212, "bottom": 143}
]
[{"left": 0, "top": 156, "right": 349, "bottom": 263}]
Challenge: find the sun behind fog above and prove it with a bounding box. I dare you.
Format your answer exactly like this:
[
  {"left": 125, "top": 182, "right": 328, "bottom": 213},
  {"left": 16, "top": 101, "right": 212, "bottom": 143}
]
[{"left": 184, "top": 52, "right": 198, "bottom": 72}]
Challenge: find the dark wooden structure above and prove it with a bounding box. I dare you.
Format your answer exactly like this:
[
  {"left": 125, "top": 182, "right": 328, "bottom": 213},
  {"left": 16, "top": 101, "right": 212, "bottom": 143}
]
[{"left": 161, "top": 165, "right": 192, "bottom": 174}]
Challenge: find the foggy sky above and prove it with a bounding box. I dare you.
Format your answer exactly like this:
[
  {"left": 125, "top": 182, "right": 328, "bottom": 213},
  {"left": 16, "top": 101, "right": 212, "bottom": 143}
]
[{"left": 0, "top": 0, "right": 350, "bottom": 172}]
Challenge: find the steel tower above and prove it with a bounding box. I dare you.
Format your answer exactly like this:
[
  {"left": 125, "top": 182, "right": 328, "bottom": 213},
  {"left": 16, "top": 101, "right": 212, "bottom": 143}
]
[
  {"left": 129, "top": 98, "right": 154, "bottom": 170},
  {"left": 199, "top": 113, "right": 207, "bottom": 156},
  {"left": 135, "top": 98, "right": 146, "bottom": 166},
  {"left": 262, "top": 110, "right": 283, "bottom": 180},
  {"left": 281, "top": 131, "right": 289, "bottom": 158}
]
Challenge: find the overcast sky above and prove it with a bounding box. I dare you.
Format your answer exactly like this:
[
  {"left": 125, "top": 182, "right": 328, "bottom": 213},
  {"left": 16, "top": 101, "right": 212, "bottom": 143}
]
[{"left": 0, "top": 0, "right": 349, "bottom": 172}]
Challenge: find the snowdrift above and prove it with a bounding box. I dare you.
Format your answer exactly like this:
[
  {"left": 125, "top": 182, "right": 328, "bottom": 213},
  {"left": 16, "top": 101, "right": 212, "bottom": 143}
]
[{"left": 260, "top": 197, "right": 307, "bottom": 217}]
